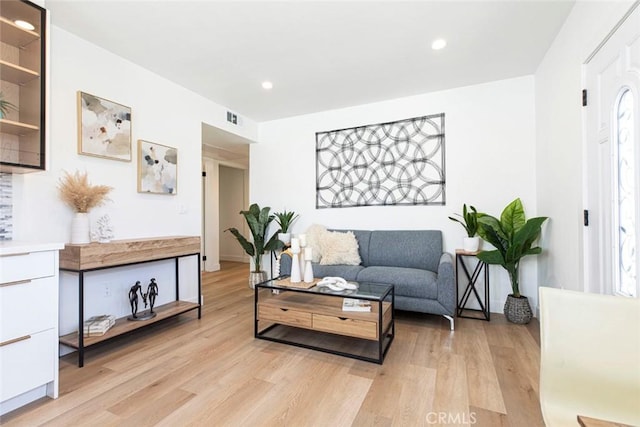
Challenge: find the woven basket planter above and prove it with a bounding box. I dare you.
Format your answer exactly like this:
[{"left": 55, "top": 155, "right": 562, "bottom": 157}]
[
  {"left": 249, "top": 271, "right": 267, "bottom": 289},
  {"left": 504, "top": 294, "right": 533, "bottom": 324}
]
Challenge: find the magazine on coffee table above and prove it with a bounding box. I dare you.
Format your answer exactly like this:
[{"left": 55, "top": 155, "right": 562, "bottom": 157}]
[{"left": 342, "top": 298, "right": 372, "bottom": 312}]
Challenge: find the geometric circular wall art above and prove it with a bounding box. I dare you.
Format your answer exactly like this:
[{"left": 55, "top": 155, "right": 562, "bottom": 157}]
[{"left": 316, "top": 113, "right": 445, "bottom": 208}]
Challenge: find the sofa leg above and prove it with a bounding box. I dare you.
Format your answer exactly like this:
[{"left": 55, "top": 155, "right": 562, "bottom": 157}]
[{"left": 443, "top": 315, "right": 454, "bottom": 331}]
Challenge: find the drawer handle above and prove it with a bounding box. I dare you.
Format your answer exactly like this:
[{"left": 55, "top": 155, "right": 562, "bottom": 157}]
[
  {"left": 0, "top": 279, "right": 32, "bottom": 288},
  {"left": 338, "top": 317, "right": 348, "bottom": 321},
  {"left": 279, "top": 308, "right": 289, "bottom": 312},
  {"left": 0, "top": 335, "right": 31, "bottom": 347},
  {"left": 0, "top": 252, "right": 31, "bottom": 258}
]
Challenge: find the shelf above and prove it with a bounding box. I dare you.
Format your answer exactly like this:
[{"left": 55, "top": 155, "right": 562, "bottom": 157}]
[
  {"left": 0, "top": 60, "right": 40, "bottom": 84},
  {"left": 59, "top": 301, "right": 200, "bottom": 348},
  {"left": 59, "top": 236, "right": 201, "bottom": 271},
  {"left": 0, "top": 118, "right": 39, "bottom": 135},
  {"left": 0, "top": 16, "right": 40, "bottom": 47}
]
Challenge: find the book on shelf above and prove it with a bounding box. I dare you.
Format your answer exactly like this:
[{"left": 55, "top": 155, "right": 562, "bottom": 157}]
[
  {"left": 342, "top": 298, "right": 372, "bottom": 312},
  {"left": 82, "top": 314, "right": 116, "bottom": 336}
]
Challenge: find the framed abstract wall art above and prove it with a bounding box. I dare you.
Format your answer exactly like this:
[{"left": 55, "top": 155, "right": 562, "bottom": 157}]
[
  {"left": 137, "top": 140, "right": 178, "bottom": 195},
  {"left": 77, "top": 91, "right": 132, "bottom": 161},
  {"left": 316, "top": 113, "right": 446, "bottom": 208}
]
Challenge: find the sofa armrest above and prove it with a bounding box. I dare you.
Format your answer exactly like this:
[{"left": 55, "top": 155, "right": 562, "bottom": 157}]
[{"left": 436, "top": 253, "right": 456, "bottom": 316}]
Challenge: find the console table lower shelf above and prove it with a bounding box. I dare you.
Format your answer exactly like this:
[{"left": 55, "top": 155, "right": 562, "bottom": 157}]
[
  {"left": 59, "top": 301, "right": 199, "bottom": 349},
  {"left": 255, "top": 284, "right": 394, "bottom": 364}
]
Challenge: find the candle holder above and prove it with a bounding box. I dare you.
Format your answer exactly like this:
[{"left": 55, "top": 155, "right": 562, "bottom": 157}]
[
  {"left": 290, "top": 247, "right": 302, "bottom": 283},
  {"left": 304, "top": 258, "right": 314, "bottom": 283}
]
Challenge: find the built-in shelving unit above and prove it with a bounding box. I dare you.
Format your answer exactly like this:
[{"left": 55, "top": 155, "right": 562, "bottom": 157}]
[{"left": 0, "top": 1, "right": 46, "bottom": 172}]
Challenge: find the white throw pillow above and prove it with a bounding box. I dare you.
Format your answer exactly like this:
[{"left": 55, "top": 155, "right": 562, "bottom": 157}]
[
  {"left": 305, "top": 224, "right": 327, "bottom": 263},
  {"left": 319, "top": 231, "right": 361, "bottom": 266}
]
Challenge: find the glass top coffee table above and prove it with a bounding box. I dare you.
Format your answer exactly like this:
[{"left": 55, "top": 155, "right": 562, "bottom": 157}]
[{"left": 254, "top": 277, "right": 395, "bottom": 364}]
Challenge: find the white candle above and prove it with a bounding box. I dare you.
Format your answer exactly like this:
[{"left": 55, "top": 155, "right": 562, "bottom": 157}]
[
  {"left": 290, "top": 238, "right": 300, "bottom": 251},
  {"left": 305, "top": 247, "right": 313, "bottom": 259},
  {"left": 298, "top": 234, "right": 307, "bottom": 247}
]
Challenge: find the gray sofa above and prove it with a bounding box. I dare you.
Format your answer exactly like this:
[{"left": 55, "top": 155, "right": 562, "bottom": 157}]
[{"left": 279, "top": 230, "right": 456, "bottom": 330}]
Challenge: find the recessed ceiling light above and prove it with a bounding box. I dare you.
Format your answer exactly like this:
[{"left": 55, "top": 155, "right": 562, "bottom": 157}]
[
  {"left": 14, "top": 20, "right": 35, "bottom": 31},
  {"left": 431, "top": 38, "right": 447, "bottom": 50},
  {"left": 262, "top": 81, "right": 273, "bottom": 90}
]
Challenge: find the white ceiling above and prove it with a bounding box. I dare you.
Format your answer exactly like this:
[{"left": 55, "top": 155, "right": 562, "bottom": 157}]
[{"left": 47, "top": 0, "right": 575, "bottom": 124}]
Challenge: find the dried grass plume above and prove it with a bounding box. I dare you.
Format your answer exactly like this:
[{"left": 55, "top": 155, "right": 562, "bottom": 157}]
[{"left": 58, "top": 170, "right": 112, "bottom": 213}]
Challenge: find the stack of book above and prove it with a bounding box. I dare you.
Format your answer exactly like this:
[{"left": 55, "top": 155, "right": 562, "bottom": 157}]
[
  {"left": 342, "top": 298, "right": 372, "bottom": 312},
  {"left": 82, "top": 314, "right": 116, "bottom": 337}
]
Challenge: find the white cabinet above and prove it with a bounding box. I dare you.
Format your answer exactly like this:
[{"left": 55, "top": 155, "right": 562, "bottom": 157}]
[{"left": 0, "top": 242, "right": 63, "bottom": 416}]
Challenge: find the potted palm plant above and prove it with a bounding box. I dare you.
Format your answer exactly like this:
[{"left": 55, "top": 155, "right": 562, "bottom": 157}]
[
  {"left": 274, "top": 209, "right": 299, "bottom": 245},
  {"left": 476, "top": 198, "right": 548, "bottom": 324},
  {"left": 0, "top": 92, "right": 17, "bottom": 119},
  {"left": 226, "top": 203, "right": 284, "bottom": 288},
  {"left": 448, "top": 204, "right": 480, "bottom": 252}
]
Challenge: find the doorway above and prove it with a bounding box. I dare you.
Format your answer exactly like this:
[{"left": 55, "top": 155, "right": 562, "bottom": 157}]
[{"left": 201, "top": 123, "right": 251, "bottom": 272}]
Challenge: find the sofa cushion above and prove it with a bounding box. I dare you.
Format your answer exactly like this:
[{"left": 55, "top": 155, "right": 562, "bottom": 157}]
[
  {"left": 312, "top": 264, "right": 364, "bottom": 281},
  {"left": 367, "top": 230, "right": 442, "bottom": 272},
  {"left": 320, "top": 231, "right": 361, "bottom": 265},
  {"left": 305, "top": 224, "right": 327, "bottom": 263},
  {"left": 330, "top": 229, "right": 371, "bottom": 266},
  {"left": 356, "top": 266, "right": 438, "bottom": 299}
]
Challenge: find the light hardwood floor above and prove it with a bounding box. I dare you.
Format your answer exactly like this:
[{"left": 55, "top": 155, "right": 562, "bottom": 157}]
[{"left": 1, "top": 262, "right": 545, "bottom": 427}]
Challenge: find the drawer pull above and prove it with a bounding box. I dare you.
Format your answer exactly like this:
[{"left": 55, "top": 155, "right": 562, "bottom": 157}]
[
  {"left": 279, "top": 308, "right": 289, "bottom": 312},
  {"left": 338, "top": 317, "right": 348, "bottom": 321},
  {"left": 0, "top": 279, "right": 32, "bottom": 287},
  {"left": 0, "top": 252, "right": 31, "bottom": 258},
  {"left": 0, "top": 335, "right": 31, "bottom": 347}
]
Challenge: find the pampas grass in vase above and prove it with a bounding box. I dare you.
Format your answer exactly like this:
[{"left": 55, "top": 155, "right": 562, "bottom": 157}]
[{"left": 58, "top": 170, "right": 112, "bottom": 244}]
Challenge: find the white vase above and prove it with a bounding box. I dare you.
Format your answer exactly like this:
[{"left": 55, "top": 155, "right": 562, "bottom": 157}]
[
  {"left": 70, "top": 212, "right": 90, "bottom": 244},
  {"left": 278, "top": 232, "right": 291, "bottom": 245},
  {"left": 249, "top": 271, "right": 267, "bottom": 289},
  {"left": 463, "top": 236, "right": 480, "bottom": 252}
]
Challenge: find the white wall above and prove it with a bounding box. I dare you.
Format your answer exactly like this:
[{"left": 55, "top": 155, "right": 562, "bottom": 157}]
[
  {"left": 253, "top": 76, "right": 539, "bottom": 312},
  {"left": 11, "top": 26, "right": 258, "bottom": 341},
  {"left": 535, "top": 0, "right": 635, "bottom": 292}
]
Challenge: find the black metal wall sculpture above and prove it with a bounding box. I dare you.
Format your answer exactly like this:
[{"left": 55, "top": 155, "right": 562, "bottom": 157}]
[{"left": 316, "top": 113, "right": 445, "bottom": 208}]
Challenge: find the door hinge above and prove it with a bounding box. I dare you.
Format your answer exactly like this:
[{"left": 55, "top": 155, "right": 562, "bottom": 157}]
[
  {"left": 582, "top": 89, "right": 588, "bottom": 106},
  {"left": 202, "top": 255, "right": 207, "bottom": 261},
  {"left": 202, "top": 171, "right": 206, "bottom": 177},
  {"left": 584, "top": 209, "right": 589, "bottom": 226}
]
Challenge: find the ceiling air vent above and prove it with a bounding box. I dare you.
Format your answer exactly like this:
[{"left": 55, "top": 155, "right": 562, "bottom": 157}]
[{"left": 226, "top": 111, "right": 242, "bottom": 125}]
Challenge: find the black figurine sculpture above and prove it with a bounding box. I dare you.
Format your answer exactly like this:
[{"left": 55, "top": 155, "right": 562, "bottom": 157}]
[
  {"left": 147, "top": 278, "right": 159, "bottom": 313},
  {"left": 127, "top": 279, "right": 156, "bottom": 321}
]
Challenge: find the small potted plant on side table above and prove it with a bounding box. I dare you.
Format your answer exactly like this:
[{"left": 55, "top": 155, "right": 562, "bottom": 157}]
[
  {"left": 449, "top": 204, "right": 480, "bottom": 252},
  {"left": 274, "top": 209, "right": 299, "bottom": 245},
  {"left": 476, "top": 198, "right": 548, "bottom": 324}
]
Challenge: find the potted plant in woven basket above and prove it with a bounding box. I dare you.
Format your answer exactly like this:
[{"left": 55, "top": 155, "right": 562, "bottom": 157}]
[
  {"left": 476, "top": 198, "right": 548, "bottom": 324},
  {"left": 226, "top": 203, "right": 284, "bottom": 288}
]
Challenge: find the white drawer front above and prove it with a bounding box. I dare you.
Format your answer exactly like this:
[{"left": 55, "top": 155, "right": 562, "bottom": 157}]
[
  {"left": 0, "top": 251, "right": 55, "bottom": 284},
  {"left": 0, "top": 277, "right": 57, "bottom": 342},
  {"left": 0, "top": 329, "right": 56, "bottom": 402}
]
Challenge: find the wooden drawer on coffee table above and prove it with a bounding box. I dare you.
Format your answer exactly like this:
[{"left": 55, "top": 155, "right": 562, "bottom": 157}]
[
  {"left": 258, "top": 304, "right": 312, "bottom": 328},
  {"left": 312, "top": 314, "right": 378, "bottom": 340}
]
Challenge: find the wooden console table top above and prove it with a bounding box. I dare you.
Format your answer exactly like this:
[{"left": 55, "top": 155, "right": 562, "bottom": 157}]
[{"left": 59, "top": 235, "right": 200, "bottom": 271}]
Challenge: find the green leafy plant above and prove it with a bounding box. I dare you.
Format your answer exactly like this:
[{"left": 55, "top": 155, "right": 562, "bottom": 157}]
[
  {"left": 476, "top": 198, "right": 548, "bottom": 297},
  {"left": 448, "top": 204, "right": 479, "bottom": 237},
  {"left": 274, "top": 210, "right": 299, "bottom": 233},
  {"left": 226, "top": 203, "right": 284, "bottom": 273},
  {"left": 0, "top": 92, "right": 17, "bottom": 118}
]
